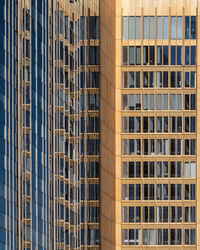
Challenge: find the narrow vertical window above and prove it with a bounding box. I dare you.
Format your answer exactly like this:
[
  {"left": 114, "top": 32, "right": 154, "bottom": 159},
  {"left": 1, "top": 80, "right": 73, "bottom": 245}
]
[
  {"left": 163, "top": 16, "right": 169, "bottom": 39},
  {"left": 129, "top": 16, "right": 135, "bottom": 39},
  {"left": 157, "top": 16, "right": 162, "bottom": 39},
  {"left": 136, "top": 17, "right": 141, "bottom": 39},
  {"left": 177, "top": 17, "right": 182, "bottom": 39},
  {"left": 143, "top": 17, "right": 148, "bottom": 39},
  {"left": 171, "top": 16, "right": 176, "bottom": 39},
  {"left": 149, "top": 17, "right": 155, "bottom": 39},
  {"left": 123, "top": 17, "right": 128, "bottom": 40}
]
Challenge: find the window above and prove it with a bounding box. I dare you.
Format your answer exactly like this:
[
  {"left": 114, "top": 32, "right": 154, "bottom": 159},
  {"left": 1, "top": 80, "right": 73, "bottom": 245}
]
[
  {"left": 122, "top": 162, "right": 141, "bottom": 178},
  {"left": 143, "top": 117, "right": 154, "bottom": 133},
  {"left": 157, "top": 46, "right": 169, "bottom": 65},
  {"left": 143, "top": 229, "right": 154, "bottom": 245},
  {"left": 122, "top": 184, "right": 141, "bottom": 200},
  {"left": 157, "top": 71, "right": 168, "bottom": 87},
  {"left": 157, "top": 184, "right": 168, "bottom": 200},
  {"left": 157, "top": 16, "right": 168, "bottom": 39},
  {"left": 170, "top": 184, "right": 182, "bottom": 200},
  {"left": 184, "top": 139, "right": 196, "bottom": 155},
  {"left": 143, "top": 94, "right": 154, "bottom": 110},
  {"left": 123, "top": 17, "right": 128, "bottom": 40},
  {"left": 143, "top": 162, "right": 154, "bottom": 177},
  {"left": 157, "top": 162, "right": 168, "bottom": 177},
  {"left": 122, "top": 72, "right": 141, "bottom": 88},
  {"left": 170, "top": 162, "right": 182, "bottom": 177},
  {"left": 143, "top": 184, "right": 154, "bottom": 200},
  {"left": 157, "top": 229, "right": 168, "bottom": 245},
  {"left": 184, "top": 162, "right": 196, "bottom": 178},
  {"left": 157, "top": 116, "right": 168, "bottom": 133},
  {"left": 170, "top": 94, "right": 182, "bottom": 110},
  {"left": 170, "top": 116, "right": 182, "bottom": 132},
  {"left": 157, "top": 94, "right": 168, "bottom": 110},
  {"left": 185, "top": 46, "right": 196, "bottom": 65},
  {"left": 143, "top": 139, "right": 155, "bottom": 155},
  {"left": 157, "top": 206, "right": 168, "bottom": 222},
  {"left": 184, "top": 184, "right": 195, "bottom": 200},
  {"left": 143, "top": 72, "right": 154, "bottom": 87},
  {"left": 184, "top": 229, "right": 195, "bottom": 245},
  {"left": 122, "top": 116, "right": 141, "bottom": 133},
  {"left": 170, "top": 229, "right": 182, "bottom": 245},
  {"left": 170, "top": 206, "right": 182, "bottom": 222},
  {"left": 122, "top": 94, "right": 141, "bottom": 110},
  {"left": 171, "top": 46, "right": 182, "bottom": 65},
  {"left": 122, "top": 206, "right": 141, "bottom": 223},
  {"left": 170, "top": 71, "right": 182, "bottom": 87},
  {"left": 136, "top": 17, "right": 141, "bottom": 39},
  {"left": 170, "top": 139, "right": 182, "bottom": 155},
  {"left": 185, "top": 16, "right": 196, "bottom": 39},
  {"left": 184, "top": 206, "right": 196, "bottom": 222},
  {"left": 129, "top": 17, "right": 135, "bottom": 39},
  {"left": 122, "top": 229, "right": 141, "bottom": 245}
]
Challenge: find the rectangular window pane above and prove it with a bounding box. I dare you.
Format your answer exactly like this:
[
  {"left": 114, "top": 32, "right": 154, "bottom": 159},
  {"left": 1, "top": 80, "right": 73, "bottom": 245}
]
[
  {"left": 177, "top": 17, "right": 182, "bottom": 39},
  {"left": 157, "top": 16, "right": 162, "bottom": 39},
  {"left": 129, "top": 16, "right": 135, "bottom": 39},
  {"left": 163, "top": 17, "right": 169, "bottom": 39},
  {"left": 136, "top": 46, "right": 141, "bottom": 65},
  {"left": 171, "top": 16, "right": 176, "bottom": 39},
  {"left": 191, "top": 16, "right": 196, "bottom": 39},
  {"left": 150, "top": 17, "right": 155, "bottom": 39},
  {"left": 185, "top": 16, "right": 189, "bottom": 39},
  {"left": 136, "top": 17, "right": 141, "bottom": 39},
  {"left": 123, "top": 17, "right": 128, "bottom": 40},
  {"left": 143, "top": 17, "right": 148, "bottom": 39},
  {"left": 129, "top": 46, "right": 135, "bottom": 65}
]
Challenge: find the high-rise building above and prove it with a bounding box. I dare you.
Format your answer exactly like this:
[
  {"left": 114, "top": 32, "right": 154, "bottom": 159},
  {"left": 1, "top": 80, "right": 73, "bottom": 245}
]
[
  {"left": 100, "top": 0, "right": 199, "bottom": 249},
  {"left": 2, "top": 0, "right": 200, "bottom": 249},
  {"left": 0, "top": 0, "right": 99, "bottom": 249}
]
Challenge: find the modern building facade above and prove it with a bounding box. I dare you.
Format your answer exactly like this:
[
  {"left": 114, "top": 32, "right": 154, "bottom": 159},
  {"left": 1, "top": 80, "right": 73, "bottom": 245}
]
[
  {"left": 100, "top": 0, "right": 199, "bottom": 249},
  {"left": 0, "top": 0, "right": 99, "bottom": 249},
  {"left": 2, "top": 0, "right": 200, "bottom": 249}
]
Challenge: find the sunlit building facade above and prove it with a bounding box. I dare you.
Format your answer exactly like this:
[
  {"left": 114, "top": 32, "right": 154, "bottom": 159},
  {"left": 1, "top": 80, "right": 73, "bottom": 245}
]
[
  {"left": 0, "top": 0, "right": 99, "bottom": 249},
  {"left": 100, "top": 0, "right": 199, "bottom": 249}
]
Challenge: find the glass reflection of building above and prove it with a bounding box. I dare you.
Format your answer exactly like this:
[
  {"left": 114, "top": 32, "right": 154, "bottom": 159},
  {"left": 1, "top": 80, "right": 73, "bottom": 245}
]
[{"left": 0, "top": 0, "right": 99, "bottom": 249}]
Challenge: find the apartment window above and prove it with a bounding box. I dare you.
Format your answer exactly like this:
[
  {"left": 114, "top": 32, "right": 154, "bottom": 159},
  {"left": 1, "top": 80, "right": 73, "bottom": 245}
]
[
  {"left": 157, "top": 229, "right": 168, "bottom": 245},
  {"left": 122, "top": 162, "right": 141, "bottom": 178},
  {"left": 184, "top": 139, "right": 196, "bottom": 155},
  {"left": 170, "top": 94, "right": 182, "bottom": 110},
  {"left": 122, "top": 46, "right": 128, "bottom": 65},
  {"left": 122, "top": 116, "right": 141, "bottom": 133},
  {"left": 143, "top": 94, "right": 154, "bottom": 110},
  {"left": 136, "top": 17, "right": 141, "bottom": 39},
  {"left": 122, "top": 184, "right": 141, "bottom": 200},
  {"left": 184, "top": 229, "right": 195, "bottom": 245},
  {"left": 143, "top": 184, "right": 154, "bottom": 200},
  {"left": 184, "top": 116, "right": 195, "bottom": 132},
  {"left": 123, "top": 72, "right": 141, "bottom": 88},
  {"left": 122, "top": 94, "right": 141, "bottom": 110},
  {"left": 123, "top": 17, "right": 128, "bottom": 40},
  {"left": 184, "top": 94, "right": 196, "bottom": 110},
  {"left": 143, "top": 117, "right": 154, "bottom": 133},
  {"left": 170, "top": 206, "right": 182, "bottom": 222},
  {"left": 157, "top": 162, "right": 168, "bottom": 177},
  {"left": 143, "top": 139, "right": 155, "bottom": 155},
  {"left": 157, "top": 16, "right": 168, "bottom": 39},
  {"left": 122, "top": 206, "right": 141, "bottom": 223},
  {"left": 170, "top": 116, "right": 182, "bottom": 132},
  {"left": 122, "top": 229, "right": 141, "bottom": 245},
  {"left": 157, "top": 139, "right": 168, "bottom": 155},
  {"left": 129, "top": 16, "right": 135, "bottom": 39},
  {"left": 143, "top": 46, "right": 155, "bottom": 65},
  {"left": 185, "top": 46, "right": 196, "bottom": 65},
  {"left": 157, "top": 184, "right": 168, "bottom": 200},
  {"left": 157, "top": 94, "right": 168, "bottom": 110},
  {"left": 170, "top": 162, "right": 182, "bottom": 177},
  {"left": 185, "top": 16, "right": 196, "bottom": 39},
  {"left": 157, "top": 206, "right": 168, "bottom": 222},
  {"left": 143, "top": 229, "right": 154, "bottom": 245},
  {"left": 170, "top": 184, "right": 182, "bottom": 200},
  {"left": 184, "top": 206, "right": 195, "bottom": 222},
  {"left": 143, "top": 162, "right": 154, "bottom": 177},
  {"left": 171, "top": 46, "right": 182, "bottom": 65},
  {"left": 170, "top": 229, "right": 182, "bottom": 245},
  {"left": 143, "top": 206, "right": 154, "bottom": 223},
  {"left": 157, "top": 71, "right": 168, "bottom": 88},
  {"left": 143, "top": 72, "right": 154, "bottom": 87},
  {"left": 184, "top": 184, "right": 195, "bottom": 200},
  {"left": 170, "top": 71, "right": 182, "bottom": 87},
  {"left": 157, "top": 116, "right": 168, "bottom": 132},
  {"left": 184, "top": 162, "right": 196, "bottom": 178},
  {"left": 185, "top": 71, "right": 196, "bottom": 88},
  {"left": 170, "top": 139, "right": 182, "bottom": 155}
]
